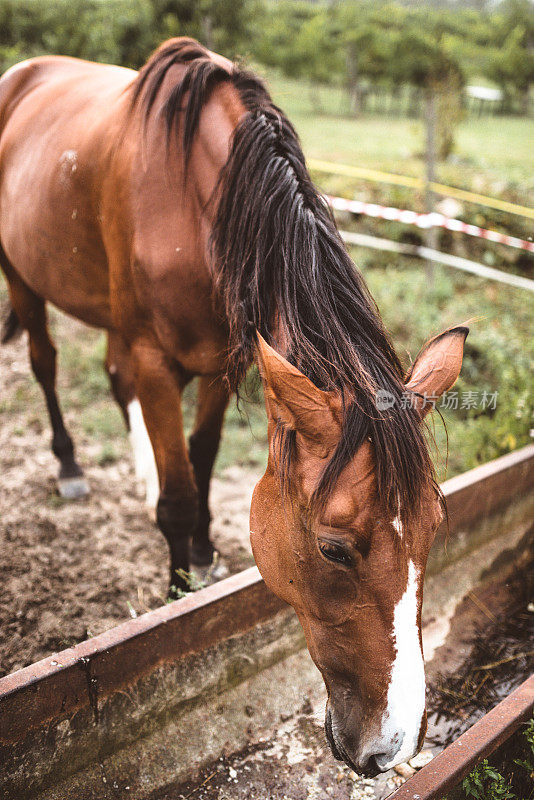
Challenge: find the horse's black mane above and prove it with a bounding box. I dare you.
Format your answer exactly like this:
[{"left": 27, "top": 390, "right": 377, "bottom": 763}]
[{"left": 133, "top": 38, "right": 437, "bottom": 529}]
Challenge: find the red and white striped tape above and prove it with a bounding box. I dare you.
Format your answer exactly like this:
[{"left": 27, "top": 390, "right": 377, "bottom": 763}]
[{"left": 327, "top": 195, "right": 534, "bottom": 253}]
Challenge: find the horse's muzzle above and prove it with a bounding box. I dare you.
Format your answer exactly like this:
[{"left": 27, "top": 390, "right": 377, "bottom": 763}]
[{"left": 324, "top": 706, "right": 380, "bottom": 779}]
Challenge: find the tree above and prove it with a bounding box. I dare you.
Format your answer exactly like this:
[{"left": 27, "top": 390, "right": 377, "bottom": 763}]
[
  {"left": 0, "top": 0, "right": 155, "bottom": 71},
  {"left": 392, "top": 27, "right": 464, "bottom": 159},
  {"left": 292, "top": 13, "right": 342, "bottom": 110},
  {"left": 333, "top": 3, "right": 399, "bottom": 117},
  {"left": 252, "top": 1, "right": 321, "bottom": 78},
  {"left": 150, "top": 0, "right": 257, "bottom": 56},
  {"left": 343, "top": 24, "right": 397, "bottom": 116},
  {"left": 487, "top": 0, "right": 534, "bottom": 115}
]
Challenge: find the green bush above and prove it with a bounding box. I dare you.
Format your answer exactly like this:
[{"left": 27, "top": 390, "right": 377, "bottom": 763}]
[
  {"left": 0, "top": 0, "right": 258, "bottom": 72},
  {"left": 462, "top": 759, "right": 515, "bottom": 799},
  {"left": 0, "top": 0, "right": 155, "bottom": 70}
]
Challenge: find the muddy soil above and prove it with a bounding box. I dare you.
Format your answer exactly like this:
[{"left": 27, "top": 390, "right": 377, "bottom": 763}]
[
  {"left": 0, "top": 315, "right": 259, "bottom": 677},
  {"left": 427, "top": 589, "right": 534, "bottom": 746}
]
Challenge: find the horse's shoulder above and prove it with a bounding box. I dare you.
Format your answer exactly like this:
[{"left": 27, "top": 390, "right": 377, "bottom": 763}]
[{"left": 0, "top": 58, "right": 40, "bottom": 100}]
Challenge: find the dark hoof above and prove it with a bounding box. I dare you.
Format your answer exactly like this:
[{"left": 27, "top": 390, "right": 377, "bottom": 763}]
[
  {"left": 167, "top": 583, "right": 187, "bottom": 601},
  {"left": 191, "top": 554, "right": 229, "bottom": 586},
  {"left": 190, "top": 540, "right": 215, "bottom": 567},
  {"left": 57, "top": 476, "right": 90, "bottom": 499}
]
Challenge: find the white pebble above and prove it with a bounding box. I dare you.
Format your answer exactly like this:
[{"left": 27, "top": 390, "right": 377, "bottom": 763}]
[
  {"left": 409, "top": 750, "right": 434, "bottom": 769},
  {"left": 395, "top": 763, "right": 415, "bottom": 778}
]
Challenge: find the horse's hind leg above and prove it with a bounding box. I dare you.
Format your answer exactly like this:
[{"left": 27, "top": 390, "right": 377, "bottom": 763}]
[
  {"left": 189, "top": 375, "right": 230, "bottom": 570},
  {"left": 105, "top": 332, "right": 134, "bottom": 429},
  {"left": 2, "top": 265, "right": 88, "bottom": 498},
  {"left": 105, "top": 332, "right": 159, "bottom": 513}
]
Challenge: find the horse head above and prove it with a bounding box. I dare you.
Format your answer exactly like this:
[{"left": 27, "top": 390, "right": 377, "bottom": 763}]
[{"left": 250, "top": 327, "right": 467, "bottom": 775}]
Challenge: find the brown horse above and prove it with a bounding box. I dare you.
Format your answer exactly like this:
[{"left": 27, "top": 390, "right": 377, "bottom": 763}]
[{"left": 0, "top": 39, "right": 467, "bottom": 774}]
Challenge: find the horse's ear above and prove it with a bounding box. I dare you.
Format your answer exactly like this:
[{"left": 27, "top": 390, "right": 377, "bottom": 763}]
[
  {"left": 406, "top": 326, "right": 469, "bottom": 418},
  {"left": 255, "top": 334, "right": 341, "bottom": 456}
]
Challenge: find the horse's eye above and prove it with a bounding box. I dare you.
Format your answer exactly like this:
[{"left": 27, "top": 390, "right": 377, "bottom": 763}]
[{"left": 318, "top": 541, "right": 353, "bottom": 566}]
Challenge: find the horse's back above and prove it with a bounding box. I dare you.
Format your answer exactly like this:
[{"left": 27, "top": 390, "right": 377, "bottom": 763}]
[
  {"left": 0, "top": 46, "right": 234, "bottom": 373},
  {"left": 0, "top": 55, "right": 135, "bottom": 148},
  {"left": 0, "top": 57, "right": 136, "bottom": 327}
]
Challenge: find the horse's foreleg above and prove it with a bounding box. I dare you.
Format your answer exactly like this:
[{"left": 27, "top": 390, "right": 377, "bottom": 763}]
[
  {"left": 189, "top": 374, "right": 230, "bottom": 567},
  {"left": 3, "top": 268, "right": 88, "bottom": 498},
  {"left": 130, "top": 340, "right": 197, "bottom": 596}
]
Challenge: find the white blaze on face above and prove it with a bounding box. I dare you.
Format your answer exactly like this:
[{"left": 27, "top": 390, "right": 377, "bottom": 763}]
[
  {"left": 128, "top": 399, "right": 159, "bottom": 512},
  {"left": 378, "top": 560, "right": 425, "bottom": 770},
  {"left": 391, "top": 516, "right": 403, "bottom": 537}
]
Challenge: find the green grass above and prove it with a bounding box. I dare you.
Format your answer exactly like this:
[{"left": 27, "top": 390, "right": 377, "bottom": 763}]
[
  {"left": 261, "top": 71, "right": 534, "bottom": 198},
  {"left": 1, "top": 73, "right": 532, "bottom": 482},
  {"left": 357, "top": 253, "right": 533, "bottom": 480}
]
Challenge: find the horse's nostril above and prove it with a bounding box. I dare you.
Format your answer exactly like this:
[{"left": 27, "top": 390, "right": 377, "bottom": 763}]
[{"left": 361, "top": 755, "right": 380, "bottom": 778}]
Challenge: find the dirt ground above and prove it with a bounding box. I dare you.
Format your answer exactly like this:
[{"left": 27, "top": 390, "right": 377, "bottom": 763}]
[{"left": 0, "top": 312, "right": 260, "bottom": 678}]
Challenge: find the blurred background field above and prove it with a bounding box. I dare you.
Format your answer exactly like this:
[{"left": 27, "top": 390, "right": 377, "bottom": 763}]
[
  {"left": 0, "top": 0, "right": 533, "bottom": 482},
  {"left": 266, "top": 72, "right": 534, "bottom": 193},
  {"left": 1, "top": 258, "right": 530, "bottom": 482}
]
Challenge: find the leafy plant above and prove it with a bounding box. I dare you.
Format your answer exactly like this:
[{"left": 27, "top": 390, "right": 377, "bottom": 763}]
[
  {"left": 514, "top": 717, "right": 534, "bottom": 781},
  {"left": 462, "top": 759, "right": 515, "bottom": 799},
  {"left": 168, "top": 568, "right": 207, "bottom": 601},
  {"left": 460, "top": 720, "right": 534, "bottom": 800}
]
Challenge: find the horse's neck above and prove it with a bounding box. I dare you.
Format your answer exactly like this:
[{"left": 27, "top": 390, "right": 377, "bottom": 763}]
[
  {"left": 187, "top": 82, "right": 246, "bottom": 210},
  {"left": 270, "top": 315, "right": 291, "bottom": 361}
]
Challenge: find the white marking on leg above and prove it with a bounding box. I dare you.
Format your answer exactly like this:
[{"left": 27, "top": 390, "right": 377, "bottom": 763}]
[
  {"left": 378, "top": 560, "right": 425, "bottom": 770},
  {"left": 127, "top": 399, "right": 159, "bottom": 512}
]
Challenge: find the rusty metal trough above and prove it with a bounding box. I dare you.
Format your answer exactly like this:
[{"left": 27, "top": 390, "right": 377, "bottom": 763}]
[
  {"left": 388, "top": 673, "right": 534, "bottom": 800},
  {"left": 1, "top": 444, "right": 533, "bottom": 800}
]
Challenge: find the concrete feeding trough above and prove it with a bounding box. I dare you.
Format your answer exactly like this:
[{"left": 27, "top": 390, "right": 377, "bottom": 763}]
[{"left": 1, "top": 445, "right": 533, "bottom": 800}]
